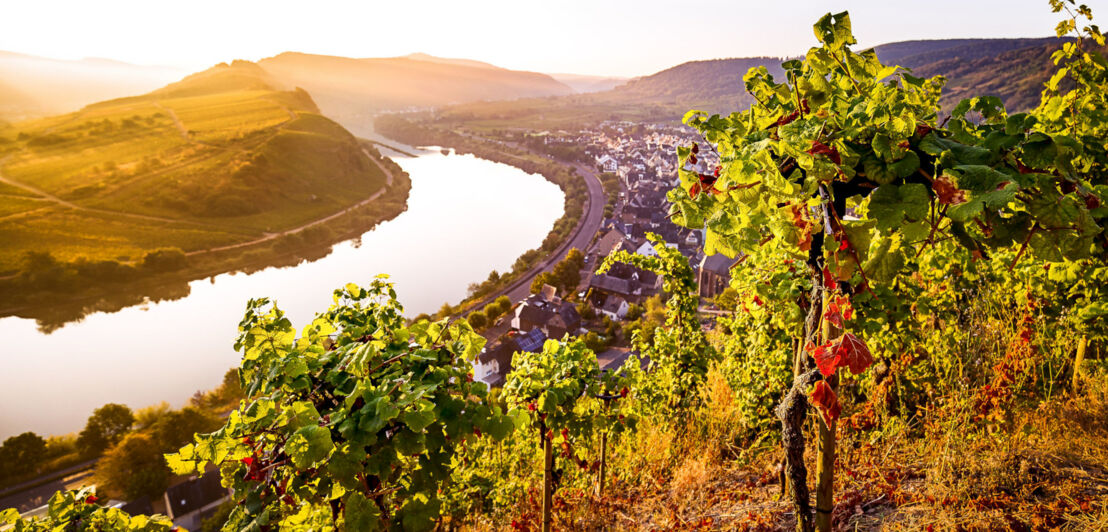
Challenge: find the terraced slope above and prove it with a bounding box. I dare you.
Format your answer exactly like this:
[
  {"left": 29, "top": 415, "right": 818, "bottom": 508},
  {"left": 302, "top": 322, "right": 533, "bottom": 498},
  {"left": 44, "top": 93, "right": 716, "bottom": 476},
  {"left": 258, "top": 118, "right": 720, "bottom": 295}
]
[{"left": 0, "top": 60, "right": 388, "bottom": 273}]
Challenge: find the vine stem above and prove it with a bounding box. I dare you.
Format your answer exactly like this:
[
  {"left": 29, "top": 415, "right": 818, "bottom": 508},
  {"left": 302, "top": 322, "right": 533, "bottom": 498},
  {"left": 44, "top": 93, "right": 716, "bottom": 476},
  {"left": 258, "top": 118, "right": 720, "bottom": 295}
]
[{"left": 1009, "top": 223, "right": 1039, "bottom": 271}]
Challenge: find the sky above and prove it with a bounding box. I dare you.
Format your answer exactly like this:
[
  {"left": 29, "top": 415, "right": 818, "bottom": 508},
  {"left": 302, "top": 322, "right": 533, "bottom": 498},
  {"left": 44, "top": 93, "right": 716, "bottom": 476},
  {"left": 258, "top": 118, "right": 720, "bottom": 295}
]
[{"left": 2, "top": 0, "right": 1106, "bottom": 78}]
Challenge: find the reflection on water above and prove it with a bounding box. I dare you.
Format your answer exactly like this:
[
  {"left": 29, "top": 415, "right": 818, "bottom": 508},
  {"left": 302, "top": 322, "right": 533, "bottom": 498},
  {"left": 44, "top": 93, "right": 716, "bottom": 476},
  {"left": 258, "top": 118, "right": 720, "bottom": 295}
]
[{"left": 0, "top": 148, "right": 564, "bottom": 439}]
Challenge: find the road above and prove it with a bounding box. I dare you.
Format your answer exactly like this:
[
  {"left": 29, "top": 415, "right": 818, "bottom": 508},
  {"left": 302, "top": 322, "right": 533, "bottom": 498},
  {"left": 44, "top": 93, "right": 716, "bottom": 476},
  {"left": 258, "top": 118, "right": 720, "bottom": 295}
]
[{"left": 466, "top": 158, "right": 606, "bottom": 313}]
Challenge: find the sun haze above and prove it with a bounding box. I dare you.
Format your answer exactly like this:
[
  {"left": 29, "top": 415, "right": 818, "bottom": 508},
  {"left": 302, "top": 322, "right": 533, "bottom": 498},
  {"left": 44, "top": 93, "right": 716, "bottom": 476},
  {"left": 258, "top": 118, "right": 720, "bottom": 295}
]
[{"left": 3, "top": 0, "right": 1103, "bottom": 76}]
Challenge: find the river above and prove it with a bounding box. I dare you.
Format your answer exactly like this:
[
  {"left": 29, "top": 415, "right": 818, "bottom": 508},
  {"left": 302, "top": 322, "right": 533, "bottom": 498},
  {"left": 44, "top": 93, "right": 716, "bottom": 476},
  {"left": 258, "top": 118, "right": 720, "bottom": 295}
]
[{"left": 0, "top": 145, "right": 564, "bottom": 439}]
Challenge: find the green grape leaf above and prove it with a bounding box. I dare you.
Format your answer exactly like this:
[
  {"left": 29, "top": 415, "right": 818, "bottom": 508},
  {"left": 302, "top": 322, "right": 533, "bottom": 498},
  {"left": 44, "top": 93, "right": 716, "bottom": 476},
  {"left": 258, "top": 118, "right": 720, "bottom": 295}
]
[
  {"left": 287, "top": 425, "right": 334, "bottom": 469},
  {"left": 866, "top": 183, "right": 929, "bottom": 232}
]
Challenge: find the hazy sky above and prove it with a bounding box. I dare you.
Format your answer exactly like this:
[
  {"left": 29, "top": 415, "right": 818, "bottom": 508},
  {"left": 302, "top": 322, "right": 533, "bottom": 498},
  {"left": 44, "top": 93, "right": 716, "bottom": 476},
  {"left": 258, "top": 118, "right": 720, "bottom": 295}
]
[{"left": 3, "top": 0, "right": 1105, "bottom": 77}]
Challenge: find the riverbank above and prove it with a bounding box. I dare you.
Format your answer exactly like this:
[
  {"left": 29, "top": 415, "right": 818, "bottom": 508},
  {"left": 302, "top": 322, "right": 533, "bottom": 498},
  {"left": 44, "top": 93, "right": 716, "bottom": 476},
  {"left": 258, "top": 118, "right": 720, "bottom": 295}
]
[
  {"left": 374, "top": 115, "right": 603, "bottom": 317},
  {"left": 0, "top": 142, "right": 411, "bottom": 331}
]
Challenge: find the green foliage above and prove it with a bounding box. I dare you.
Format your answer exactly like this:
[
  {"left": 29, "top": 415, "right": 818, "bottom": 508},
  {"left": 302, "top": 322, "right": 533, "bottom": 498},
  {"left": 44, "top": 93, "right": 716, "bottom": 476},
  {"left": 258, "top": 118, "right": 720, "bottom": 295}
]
[
  {"left": 467, "top": 309, "right": 488, "bottom": 330},
  {"left": 201, "top": 500, "right": 236, "bottom": 532},
  {"left": 713, "top": 287, "right": 739, "bottom": 312},
  {"left": 95, "top": 433, "right": 171, "bottom": 501},
  {"left": 140, "top": 248, "right": 187, "bottom": 272},
  {"left": 0, "top": 432, "right": 46, "bottom": 479},
  {"left": 77, "top": 403, "right": 134, "bottom": 458},
  {"left": 149, "top": 406, "right": 220, "bottom": 452},
  {"left": 678, "top": 10, "right": 1104, "bottom": 284},
  {"left": 599, "top": 233, "right": 715, "bottom": 414},
  {"left": 166, "top": 277, "right": 516, "bottom": 531},
  {"left": 1039, "top": 0, "right": 1108, "bottom": 173},
  {"left": 0, "top": 487, "right": 175, "bottom": 531}
]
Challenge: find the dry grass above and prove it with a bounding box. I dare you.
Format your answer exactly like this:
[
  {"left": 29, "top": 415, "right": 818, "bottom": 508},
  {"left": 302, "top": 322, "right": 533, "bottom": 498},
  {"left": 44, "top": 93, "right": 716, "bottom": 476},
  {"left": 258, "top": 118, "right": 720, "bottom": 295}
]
[{"left": 489, "top": 373, "right": 1108, "bottom": 531}]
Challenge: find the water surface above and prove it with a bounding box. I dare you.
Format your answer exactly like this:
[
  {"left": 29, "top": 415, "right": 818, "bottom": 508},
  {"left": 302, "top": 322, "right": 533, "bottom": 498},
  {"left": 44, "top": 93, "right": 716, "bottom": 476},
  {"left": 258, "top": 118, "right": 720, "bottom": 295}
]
[{"left": 0, "top": 147, "right": 564, "bottom": 438}]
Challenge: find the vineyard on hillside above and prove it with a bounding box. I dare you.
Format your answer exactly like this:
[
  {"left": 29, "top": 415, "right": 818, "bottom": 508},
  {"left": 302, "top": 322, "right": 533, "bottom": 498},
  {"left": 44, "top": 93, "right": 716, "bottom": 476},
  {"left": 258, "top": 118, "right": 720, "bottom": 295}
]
[{"left": 5, "top": 1, "right": 1108, "bottom": 531}]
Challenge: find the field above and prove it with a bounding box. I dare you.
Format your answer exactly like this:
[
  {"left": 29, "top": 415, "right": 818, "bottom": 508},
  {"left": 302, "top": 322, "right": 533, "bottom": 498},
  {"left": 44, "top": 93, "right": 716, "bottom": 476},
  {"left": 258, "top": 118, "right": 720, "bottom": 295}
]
[{"left": 0, "top": 62, "right": 388, "bottom": 273}]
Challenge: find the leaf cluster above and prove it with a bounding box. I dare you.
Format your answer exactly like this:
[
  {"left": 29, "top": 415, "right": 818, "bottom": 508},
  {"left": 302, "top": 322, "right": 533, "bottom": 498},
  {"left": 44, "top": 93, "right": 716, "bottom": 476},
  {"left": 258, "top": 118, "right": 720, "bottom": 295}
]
[{"left": 167, "top": 277, "right": 516, "bottom": 531}]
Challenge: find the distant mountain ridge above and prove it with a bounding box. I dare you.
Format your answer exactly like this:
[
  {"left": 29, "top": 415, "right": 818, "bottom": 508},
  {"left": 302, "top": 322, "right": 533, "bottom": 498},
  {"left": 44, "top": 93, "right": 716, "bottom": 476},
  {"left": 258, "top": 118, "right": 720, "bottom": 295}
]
[
  {"left": 0, "top": 52, "right": 187, "bottom": 120},
  {"left": 257, "top": 52, "right": 573, "bottom": 125},
  {"left": 586, "top": 37, "right": 1072, "bottom": 116},
  {"left": 550, "top": 73, "right": 629, "bottom": 94}
]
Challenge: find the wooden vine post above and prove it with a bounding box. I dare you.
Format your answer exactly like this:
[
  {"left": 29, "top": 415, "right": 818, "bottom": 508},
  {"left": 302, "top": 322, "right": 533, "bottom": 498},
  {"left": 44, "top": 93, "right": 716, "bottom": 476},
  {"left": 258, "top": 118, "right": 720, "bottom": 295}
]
[
  {"left": 541, "top": 424, "right": 554, "bottom": 532},
  {"left": 596, "top": 398, "right": 611, "bottom": 496},
  {"left": 815, "top": 290, "right": 838, "bottom": 530},
  {"left": 1072, "top": 336, "right": 1087, "bottom": 392}
]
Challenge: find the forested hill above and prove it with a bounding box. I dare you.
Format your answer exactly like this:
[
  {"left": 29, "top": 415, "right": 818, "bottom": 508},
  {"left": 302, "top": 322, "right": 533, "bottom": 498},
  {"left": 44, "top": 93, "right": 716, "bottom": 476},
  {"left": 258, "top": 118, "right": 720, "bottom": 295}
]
[
  {"left": 603, "top": 37, "right": 1069, "bottom": 116},
  {"left": 610, "top": 57, "right": 786, "bottom": 111},
  {"left": 257, "top": 52, "right": 573, "bottom": 122},
  {"left": 431, "top": 37, "right": 1074, "bottom": 130},
  {"left": 874, "top": 37, "right": 1074, "bottom": 112}
]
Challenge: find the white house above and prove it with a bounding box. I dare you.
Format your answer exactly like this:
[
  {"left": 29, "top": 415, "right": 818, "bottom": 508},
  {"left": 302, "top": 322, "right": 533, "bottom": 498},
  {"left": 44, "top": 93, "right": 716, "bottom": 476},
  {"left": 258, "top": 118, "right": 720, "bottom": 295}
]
[
  {"left": 597, "top": 154, "right": 618, "bottom": 173},
  {"left": 635, "top": 241, "right": 678, "bottom": 257},
  {"left": 599, "top": 295, "right": 630, "bottom": 321}
]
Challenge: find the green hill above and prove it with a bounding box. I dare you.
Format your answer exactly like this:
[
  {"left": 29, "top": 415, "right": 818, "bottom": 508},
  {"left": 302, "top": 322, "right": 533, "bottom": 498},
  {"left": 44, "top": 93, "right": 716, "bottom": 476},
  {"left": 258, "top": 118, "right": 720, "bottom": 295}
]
[{"left": 0, "top": 60, "right": 391, "bottom": 274}]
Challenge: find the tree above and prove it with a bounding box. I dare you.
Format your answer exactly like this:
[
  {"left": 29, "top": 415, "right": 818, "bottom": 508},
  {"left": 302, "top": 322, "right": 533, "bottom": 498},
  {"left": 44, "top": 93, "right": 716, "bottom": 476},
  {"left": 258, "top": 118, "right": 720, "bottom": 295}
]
[
  {"left": 94, "top": 433, "right": 170, "bottom": 500},
  {"left": 140, "top": 248, "right": 186, "bottom": 272},
  {"left": 483, "top": 302, "right": 503, "bottom": 321},
  {"left": 133, "top": 402, "right": 170, "bottom": 430},
  {"left": 0, "top": 432, "right": 47, "bottom": 479},
  {"left": 583, "top": 331, "right": 607, "bottom": 353},
  {"left": 494, "top": 295, "right": 512, "bottom": 314},
  {"left": 77, "top": 404, "right": 134, "bottom": 458},
  {"left": 552, "top": 249, "right": 584, "bottom": 295},
  {"left": 487, "top": 270, "right": 500, "bottom": 284},
  {"left": 149, "top": 407, "right": 219, "bottom": 452},
  {"left": 530, "top": 272, "right": 554, "bottom": 294},
  {"left": 467, "top": 310, "right": 488, "bottom": 330}
]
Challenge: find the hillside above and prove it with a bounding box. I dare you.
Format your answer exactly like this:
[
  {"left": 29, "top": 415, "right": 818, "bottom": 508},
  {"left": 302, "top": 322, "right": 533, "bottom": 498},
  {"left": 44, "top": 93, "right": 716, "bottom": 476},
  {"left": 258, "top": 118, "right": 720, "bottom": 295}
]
[
  {"left": 427, "top": 37, "right": 1072, "bottom": 132},
  {"left": 0, "top": 59, "right": 393, "bottom": 276},
  {"left": 257, "top": 52, "right": 573, "bottom": 122},
  {"left": 550, "top": 73, "right": 628, "bottom": 94},
  {"left": 875, "top": 38, "right": 1075, "bottom": 112},
  {"left": 0, "top": 51, "right": 186, "bottom": 120}
]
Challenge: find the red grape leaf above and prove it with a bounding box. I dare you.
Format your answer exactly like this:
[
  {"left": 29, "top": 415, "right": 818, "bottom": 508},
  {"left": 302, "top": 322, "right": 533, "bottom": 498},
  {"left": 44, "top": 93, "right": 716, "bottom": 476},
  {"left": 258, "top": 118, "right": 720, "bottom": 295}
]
[
  {"left": 810, "top": 380, "right": 841, "bottom": 426},
  {"left": 789, "top": 204, "right": 814, "bottom": 252},
  {"left": 807, "top": 140, "right": 842, "bottom": 165},
  {"left": 823, "top": 295, "right": 853, "bottom": 329},
  {"left": 775, "top": 110, "right": 800, "bottom": 127},
  {"left": 933, "top": 175, "right": 966, "bottom": 205},
  {"left": 833, "top": 333, "right": 873, "bottom": 375},
  {"left": 807, "top": 341, "right": 838, "bottom": 377}
]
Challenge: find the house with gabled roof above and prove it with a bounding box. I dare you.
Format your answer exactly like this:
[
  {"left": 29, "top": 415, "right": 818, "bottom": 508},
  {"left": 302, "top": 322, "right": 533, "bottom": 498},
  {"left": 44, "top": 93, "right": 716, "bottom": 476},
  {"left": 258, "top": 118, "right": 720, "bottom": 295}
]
[
  {"left": 474, "top": 328, "right": 547, "bottom": 387},
  {"left": 698, "top": 253, "right": 741, "bottom": 298}
]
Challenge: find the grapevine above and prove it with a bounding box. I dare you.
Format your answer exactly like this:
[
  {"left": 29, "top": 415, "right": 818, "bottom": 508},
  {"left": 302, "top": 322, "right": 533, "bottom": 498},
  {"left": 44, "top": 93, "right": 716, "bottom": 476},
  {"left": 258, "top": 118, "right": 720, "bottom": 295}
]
[
  {"left": 167, "top": 277, "right": 516, "bottom": 531},
  {"left": 673, "top": 8, "right": 1108, "bottom": 531}
]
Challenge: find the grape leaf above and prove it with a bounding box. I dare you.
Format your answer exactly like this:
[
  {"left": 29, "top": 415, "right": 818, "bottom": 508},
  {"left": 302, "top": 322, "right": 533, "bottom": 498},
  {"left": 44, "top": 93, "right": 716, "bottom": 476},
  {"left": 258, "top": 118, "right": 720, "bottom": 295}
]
[
  {"left": 810, "top": 380, "right": 841, "bottom": 427},
  {"left": 287, "top": 425, "right": 334, "bottom": 469}
]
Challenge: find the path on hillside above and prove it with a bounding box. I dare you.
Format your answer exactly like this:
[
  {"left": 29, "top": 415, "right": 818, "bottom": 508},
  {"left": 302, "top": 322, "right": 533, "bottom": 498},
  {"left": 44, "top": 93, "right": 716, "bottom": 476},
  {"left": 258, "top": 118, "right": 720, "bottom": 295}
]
[
  {"left": 186, "top": 147, "right": 395, "bottom": 256},
  {"left": 0, "top": 155, "right": 232, "bottom": 229}
]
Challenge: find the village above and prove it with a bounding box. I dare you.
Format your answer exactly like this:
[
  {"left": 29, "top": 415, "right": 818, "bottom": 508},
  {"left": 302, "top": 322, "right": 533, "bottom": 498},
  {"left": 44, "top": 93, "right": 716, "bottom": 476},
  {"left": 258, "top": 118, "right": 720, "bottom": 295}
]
[{"left": 471, "top": 121, "right": 738, "bottom": 388}]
